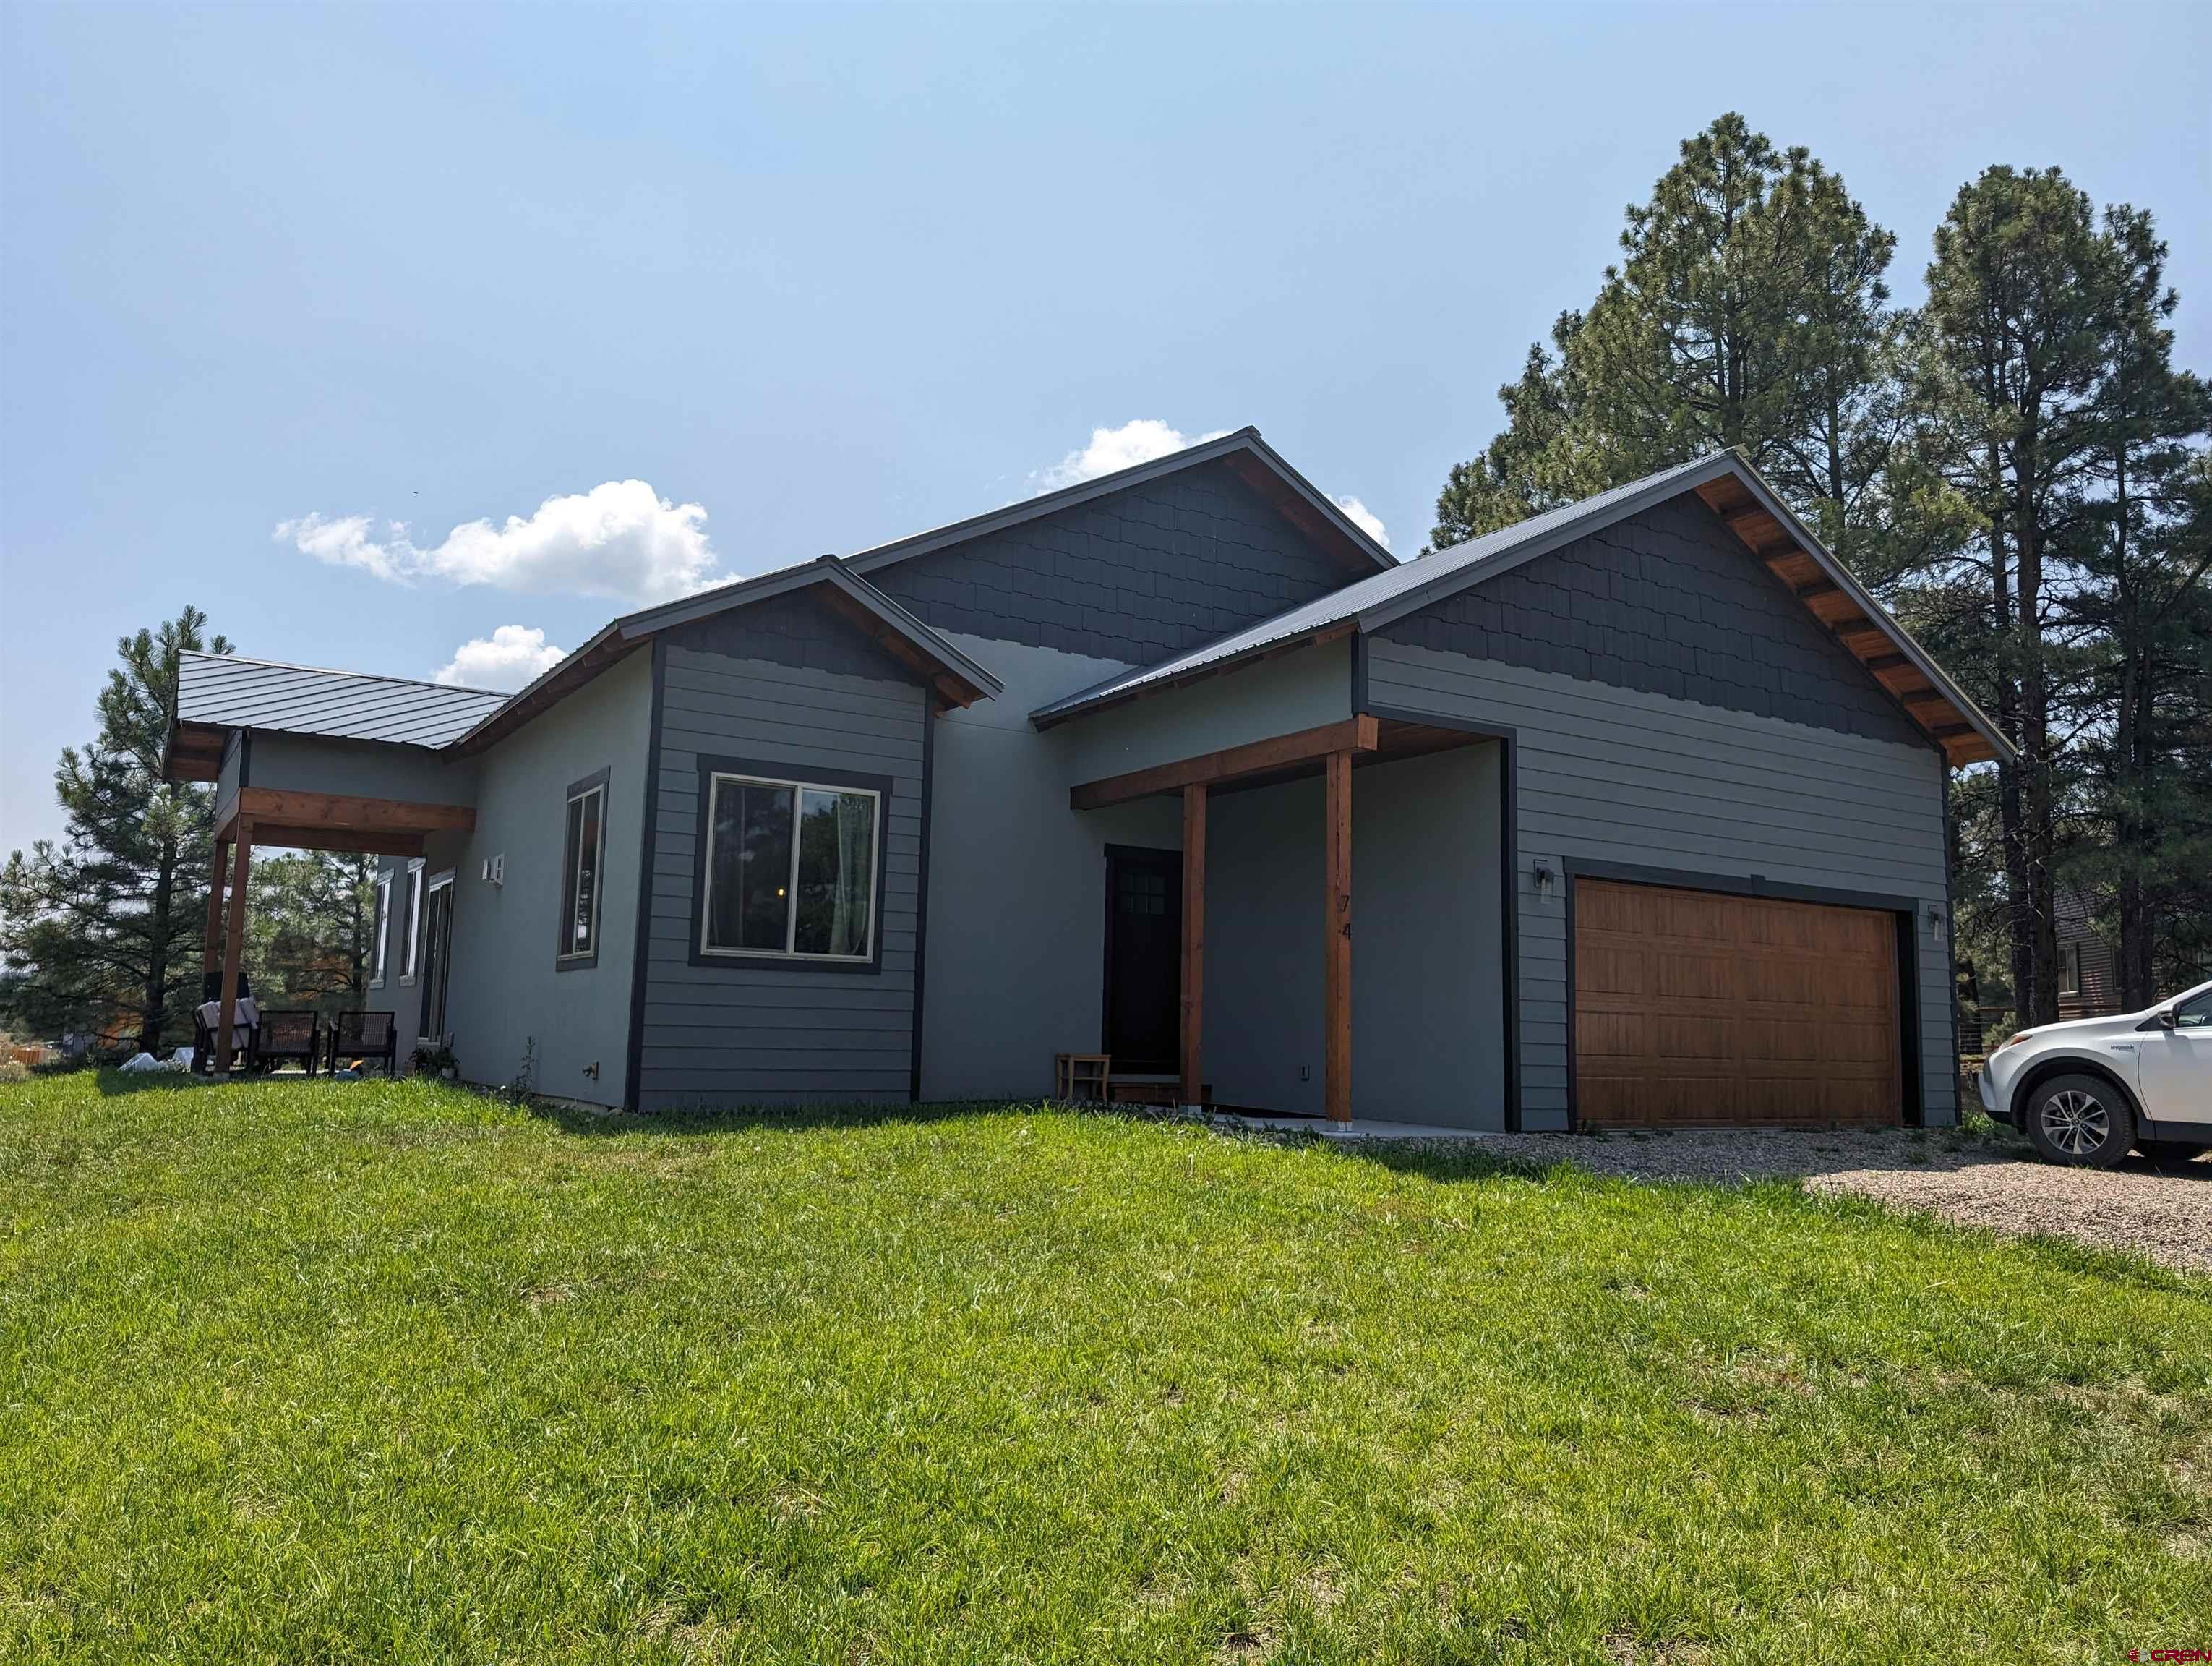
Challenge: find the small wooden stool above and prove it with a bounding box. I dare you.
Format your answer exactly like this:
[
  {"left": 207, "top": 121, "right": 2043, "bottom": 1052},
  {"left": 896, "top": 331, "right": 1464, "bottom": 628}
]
[{"left": 1054, "top": 1053, "right": 1111, "bottom": 1102}]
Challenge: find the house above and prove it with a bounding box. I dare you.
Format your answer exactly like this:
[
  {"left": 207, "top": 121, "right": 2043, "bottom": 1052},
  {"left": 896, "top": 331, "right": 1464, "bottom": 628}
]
[
  {"left": 2055, "top": 889, "right": 2122, "bottom": 1020},
  {"left": 163, "top": 432, "right": 2012, "bottom": 1129}
]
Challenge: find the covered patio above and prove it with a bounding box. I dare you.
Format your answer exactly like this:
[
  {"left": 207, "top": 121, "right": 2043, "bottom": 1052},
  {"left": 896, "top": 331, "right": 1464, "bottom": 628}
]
[
  {"left": 166, "top": 669, "right": 496, "bottom": 1072},
  {"left": 1068, "top": 709, "right": 1499, "bottom": 1124}
]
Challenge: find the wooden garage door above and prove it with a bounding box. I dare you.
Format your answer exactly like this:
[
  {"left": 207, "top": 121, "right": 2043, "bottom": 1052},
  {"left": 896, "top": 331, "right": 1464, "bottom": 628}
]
[{"left": 1573, "top": 879, "right": 1900, "bottom": 1127}]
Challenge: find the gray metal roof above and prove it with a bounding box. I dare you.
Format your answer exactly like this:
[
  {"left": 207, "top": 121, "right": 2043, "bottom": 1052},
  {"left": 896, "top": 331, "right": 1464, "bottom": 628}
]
[
  {"left": 1029, "top": 453, "right": 2013, "bottom": 763},
  {"left": 175, "top": 652, "right": 510, "bottom": 748}
]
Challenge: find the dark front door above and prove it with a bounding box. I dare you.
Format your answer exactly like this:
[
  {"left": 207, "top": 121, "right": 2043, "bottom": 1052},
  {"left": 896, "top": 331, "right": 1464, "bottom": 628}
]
[{"left": 1104, "top": 845, "right": 1181, "bottom": 1075}]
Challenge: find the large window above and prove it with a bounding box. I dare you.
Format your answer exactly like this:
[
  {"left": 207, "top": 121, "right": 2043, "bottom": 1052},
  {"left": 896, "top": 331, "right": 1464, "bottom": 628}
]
[
  {"left": 400, "top": 858, "right": 425, "bottom": 985},
  {"left": 370, "top": 873, "right": 392, "bottom": 988},
  {"left": 700, "top": 771, "right": 879, "bottom": 962},
  {"left": 560, "top": 770, "right": 608, "bottom": 965}
]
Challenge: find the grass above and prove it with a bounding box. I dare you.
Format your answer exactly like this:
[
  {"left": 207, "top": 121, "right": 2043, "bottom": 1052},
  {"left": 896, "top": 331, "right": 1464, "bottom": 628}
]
[{"left": 2, "top": 1074, "right": 2207, "bottom": 1664}]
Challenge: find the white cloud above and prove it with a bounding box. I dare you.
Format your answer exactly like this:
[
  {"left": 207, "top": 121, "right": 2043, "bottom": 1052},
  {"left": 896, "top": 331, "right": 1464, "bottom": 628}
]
[
  {"left": 1035, "top": 419, "right": 1233, "bottom": 492},
  {"left": 277, "top": 479, "right": 720, "bottom": 605},
  {"left": 1331, "top": 493, "right": 1390, "bottom": 550},
  {"left": 434, "top": 625, "right": 567, "bottom": 691}
]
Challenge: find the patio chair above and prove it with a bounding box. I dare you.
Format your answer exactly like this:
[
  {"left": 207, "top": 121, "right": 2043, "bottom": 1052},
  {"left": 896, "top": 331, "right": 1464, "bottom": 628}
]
[
  {"left": 250, "top": 1010, "right": 321, "bottom": 1075},
  {"left": 327, "top": 1011, "right": 398, "bottom": 1077},
  {"left": 192, "top": 996, "right": 259, "bottom": 1075}
]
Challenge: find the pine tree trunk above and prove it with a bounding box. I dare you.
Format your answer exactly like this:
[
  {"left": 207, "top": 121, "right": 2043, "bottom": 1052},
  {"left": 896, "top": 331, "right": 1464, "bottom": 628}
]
[{"left": 2015, "top": 458, "right": 2060, "bottom": 1029}]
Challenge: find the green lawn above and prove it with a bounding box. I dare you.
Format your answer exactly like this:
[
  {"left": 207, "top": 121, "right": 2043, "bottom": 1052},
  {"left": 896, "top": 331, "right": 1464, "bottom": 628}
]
[{"left": 2, "top": 1075, "right": 2207, "bottom": 1663}]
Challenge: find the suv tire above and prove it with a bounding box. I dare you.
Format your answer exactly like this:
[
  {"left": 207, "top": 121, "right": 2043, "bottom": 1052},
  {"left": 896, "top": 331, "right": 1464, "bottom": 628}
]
[{"left": 2023, "top": 1073, "right": 2136, "bottom": 1169}]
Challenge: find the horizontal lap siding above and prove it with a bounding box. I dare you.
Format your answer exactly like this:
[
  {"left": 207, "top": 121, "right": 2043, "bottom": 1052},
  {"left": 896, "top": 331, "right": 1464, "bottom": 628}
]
[
  {"left": 1364, "top": 638, "right": 1955, "bottom": 1129},
  {"left": 638, "top": 643, "right": 927, "bottom": 1111}
]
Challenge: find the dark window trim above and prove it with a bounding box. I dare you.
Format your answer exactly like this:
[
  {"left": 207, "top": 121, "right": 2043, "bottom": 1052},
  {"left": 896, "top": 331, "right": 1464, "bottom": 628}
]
[
  {"left": 556, "top": 765, "right": 611, "bottom": 972},
  {"left": 685, "top": 753, "right": 891, "bottom": 976},
  {"left": 1559, "top": 858, "right": 1928, "bottom": 1128},
  {"left": 1362, "top": 701, "right": 1520, "bottom": 1130}
]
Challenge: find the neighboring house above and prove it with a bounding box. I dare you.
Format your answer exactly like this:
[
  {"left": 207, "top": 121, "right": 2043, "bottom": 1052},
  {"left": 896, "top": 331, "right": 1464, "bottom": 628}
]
[
  {"left": 2056, "top": 889, "right": 2122, "bottom": 1020},
  {"left": 163, "top": 432, "right": 2011, "bottom": 1129}
]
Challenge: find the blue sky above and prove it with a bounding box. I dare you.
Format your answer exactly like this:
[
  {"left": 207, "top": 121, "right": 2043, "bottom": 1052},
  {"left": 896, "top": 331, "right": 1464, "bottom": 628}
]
[{"left": 3, "top": 1, "right": 2206, "bottom": 859}]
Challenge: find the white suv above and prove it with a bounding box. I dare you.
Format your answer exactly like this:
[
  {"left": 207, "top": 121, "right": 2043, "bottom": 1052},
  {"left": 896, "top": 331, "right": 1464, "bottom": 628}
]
[{"left": 1979, "top": 978, "right": 2212, "bottom": 1166}]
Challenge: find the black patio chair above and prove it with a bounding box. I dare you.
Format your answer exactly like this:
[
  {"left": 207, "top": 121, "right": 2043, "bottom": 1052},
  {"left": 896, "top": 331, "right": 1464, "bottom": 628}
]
[
  {"left": 327, "top": 1011, "right": 398, "bottom": 1077},
  {"left": 250, "top": 1010, "right": 321, "bottom": 1075}
]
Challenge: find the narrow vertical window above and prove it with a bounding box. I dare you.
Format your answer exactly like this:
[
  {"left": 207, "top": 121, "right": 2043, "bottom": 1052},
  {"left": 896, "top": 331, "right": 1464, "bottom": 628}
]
[
  {"left": 559, "top": 772, "right": 608, "bottom": 964},
  {"left": 370, "top": 873, "right": 392, "bottom": 988},
  {"left": 401, "top": 859, "right": 425, "bottom": 983}
]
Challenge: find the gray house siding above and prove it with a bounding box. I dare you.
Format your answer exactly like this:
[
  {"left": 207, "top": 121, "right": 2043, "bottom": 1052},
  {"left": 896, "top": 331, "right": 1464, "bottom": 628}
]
[
  {"left": 1386, "top": 494, "right": 1926, "bottom": 748},
  {"left": 916, "top": 635, "right": 1181, "bottom": 1101},
  {"left": 1058, "top": 635, "right": 1352, "bottom": 785},
  {"left": 1204, "top": 743, "right": 1505, "bottom": 1124},
  {"left": 238, "top": 731, "right": 476, "bottom": 810},
  {"left": 870, "top": 459, "right": 1358, "bottom": 666},
  {"left": 439, "top": 648, "right": 651, "bottom": 1107},
  {"left": 369, "top": 650, "right": 648, "bottom": 1106},
  {"left": 1363, "top": 636, "right": 1956, "bottom": 1129},
  {"left": 635, "top": 609, "right": 930, "bottom": 1111}
]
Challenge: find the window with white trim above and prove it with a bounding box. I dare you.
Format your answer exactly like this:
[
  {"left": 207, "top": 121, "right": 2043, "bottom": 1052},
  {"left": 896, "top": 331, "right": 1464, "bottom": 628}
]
[
  {"left": 400, "top": 858, "right": 425, "bottom": 984},
  {"left": 700, "top": 772, "right": 879, "bottom": 961},
  {"left": 560, "top": 777, "right": 606, "bottom": 962},
  {"left": 370, "top": 872, "right": 393, "bottom": 988}
]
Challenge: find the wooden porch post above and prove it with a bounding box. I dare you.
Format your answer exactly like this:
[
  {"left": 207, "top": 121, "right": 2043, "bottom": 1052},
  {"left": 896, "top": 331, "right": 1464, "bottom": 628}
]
[
  {"left": 1324, "top": 750, "right": 1352, "bottom": 1124},
  {"left": 202, "top": 838, "right": 229, "bottom": 983},
  {"left": 214, "top": 823, "right": 252, "bottom": 1072},
  {"left": 1180, "top": 784, "right": 1206, "bottom": 1111}
]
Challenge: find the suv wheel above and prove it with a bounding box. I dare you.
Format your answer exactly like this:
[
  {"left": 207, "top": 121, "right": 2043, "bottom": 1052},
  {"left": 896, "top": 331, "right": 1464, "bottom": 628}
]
[{"left": 2023, "top": 1073, "right": 2135, "bottom": 1169}]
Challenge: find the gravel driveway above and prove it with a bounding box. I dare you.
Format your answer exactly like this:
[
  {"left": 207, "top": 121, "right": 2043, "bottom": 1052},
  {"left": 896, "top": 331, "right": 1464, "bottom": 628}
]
[{"left": 1455, "top": 1126, "right": 2212, "bottom": 1276}]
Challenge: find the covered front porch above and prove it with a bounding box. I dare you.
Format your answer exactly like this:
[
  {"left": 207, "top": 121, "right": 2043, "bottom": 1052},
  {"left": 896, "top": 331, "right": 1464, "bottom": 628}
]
[
  {"left": 1068, "top": 709, "right": 1506, "bottom": 1127},
  {"left": 197, "top": 788, "right": 476, "bottom": 1071}
]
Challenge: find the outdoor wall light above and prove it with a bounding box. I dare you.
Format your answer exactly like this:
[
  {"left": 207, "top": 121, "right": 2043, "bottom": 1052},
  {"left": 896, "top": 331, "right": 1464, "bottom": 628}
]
[{"left": 1533, "top": 859, "right": 1556, "bottom": 898}]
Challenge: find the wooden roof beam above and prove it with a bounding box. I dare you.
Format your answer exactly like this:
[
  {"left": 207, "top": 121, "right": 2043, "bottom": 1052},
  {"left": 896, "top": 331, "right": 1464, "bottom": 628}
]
[{"left": 1071, "top": 715, "right": 1379, "bottom": 811}]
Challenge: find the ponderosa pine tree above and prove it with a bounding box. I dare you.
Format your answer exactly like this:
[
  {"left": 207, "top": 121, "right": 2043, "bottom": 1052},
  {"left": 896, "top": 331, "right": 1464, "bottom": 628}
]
[
  {"left": 1428, "top": 113, "right": 1904, "bottom": 557},
  {"left": 0, "top": 607, "right": 231, "bottom": 1052},
  {"left": 2066, "top": 208, "right": 2212, "bottom": 1004},
  {"left": 1911, "top": 167, "right": 2130, "bottom": 1028}
]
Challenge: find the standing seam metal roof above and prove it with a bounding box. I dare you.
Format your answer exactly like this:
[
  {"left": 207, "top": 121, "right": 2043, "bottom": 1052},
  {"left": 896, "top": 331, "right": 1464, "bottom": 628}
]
[{"left": 174, "top": 654, "right": 510, "bottom": 748}]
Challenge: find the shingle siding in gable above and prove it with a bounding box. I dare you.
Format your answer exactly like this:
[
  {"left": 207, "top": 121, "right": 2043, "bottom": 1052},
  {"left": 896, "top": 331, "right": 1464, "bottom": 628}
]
[
  {"left": 869, "top": 458, "right": 1353, "bottom": 662},
  {"left": 1381, "top": 494, "right": 1928, "bottom": 748},
  {"left": 664, "top": 587, "right": 914, "bottom": 683}
]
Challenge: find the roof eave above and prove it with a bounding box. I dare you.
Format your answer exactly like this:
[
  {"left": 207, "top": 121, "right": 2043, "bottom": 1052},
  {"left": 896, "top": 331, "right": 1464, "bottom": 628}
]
[
  {"left": 1714, "top": 465, "right": 2015, "bottom": 766},
  {"left": 1029, "top": 620, "right": 1353, "bottom": 730}
]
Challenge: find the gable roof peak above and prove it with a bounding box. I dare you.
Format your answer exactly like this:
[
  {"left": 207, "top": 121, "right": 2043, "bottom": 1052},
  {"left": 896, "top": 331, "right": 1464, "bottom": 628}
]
[{"left": 843, "top": 425, "right": 1395, "bottom": 578}]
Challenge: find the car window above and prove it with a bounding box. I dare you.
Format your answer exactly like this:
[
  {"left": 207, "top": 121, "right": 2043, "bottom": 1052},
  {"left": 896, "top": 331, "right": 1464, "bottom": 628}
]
[{"left": 2176, "top": 989, "right": 2212, "bottom": 1028}]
